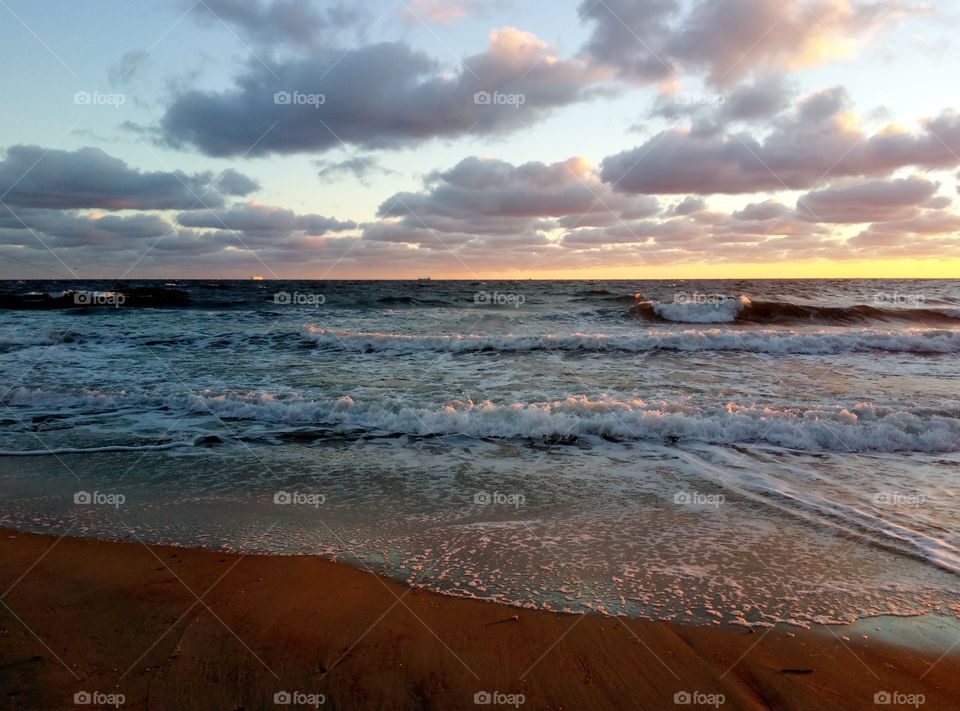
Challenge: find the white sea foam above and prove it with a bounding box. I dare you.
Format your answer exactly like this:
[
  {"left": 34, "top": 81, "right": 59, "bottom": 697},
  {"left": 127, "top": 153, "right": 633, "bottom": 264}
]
[
  {"left": 3, "top": 389, "right": 958, "bottom": 453},
  {"left": 302, "top": 325, "right": 960, "bottom": 355},
  {"left": 651, "top": 295, "right": 749, "bottom": 323},
  {"left": 0, "top": 441, "right": 197, "bottom": 456}
]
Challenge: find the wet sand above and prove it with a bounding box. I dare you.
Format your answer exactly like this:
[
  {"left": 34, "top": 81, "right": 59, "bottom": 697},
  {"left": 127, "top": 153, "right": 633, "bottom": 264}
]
[{"left": 1, "top": 527, "right": 958, "bottom": 710}]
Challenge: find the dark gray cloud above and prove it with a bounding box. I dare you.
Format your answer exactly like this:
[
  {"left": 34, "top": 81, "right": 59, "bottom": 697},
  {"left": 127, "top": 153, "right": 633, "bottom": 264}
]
[
  {"left": 177, "top": 202, "right": 356, "bottom": 235},
  {"left": 579, "top": 0, "right": 920, "bottom": 85},
  {"left": 672, "top": 196, "right": 706, "bottom": 215},
  {"left": 373, "top": 156, "right": 659, "bottom": 240},
  {"left": 160, "top": 29, "right": 608, "bottom": 157},
  {"left": 0, "top": 145, "right": 259, "bottom": 210},
  {"left": 602, "top": 88, "right": 960, "bottom": 194},
  {"left": 216, "top": 168, "right": 261, "bottom": 196}
]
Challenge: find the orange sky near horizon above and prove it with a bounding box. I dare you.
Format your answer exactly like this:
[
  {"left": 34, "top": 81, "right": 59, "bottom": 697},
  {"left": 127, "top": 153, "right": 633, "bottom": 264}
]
[{"left": 340, "top": 259, "right": 960, "bottom": 281}]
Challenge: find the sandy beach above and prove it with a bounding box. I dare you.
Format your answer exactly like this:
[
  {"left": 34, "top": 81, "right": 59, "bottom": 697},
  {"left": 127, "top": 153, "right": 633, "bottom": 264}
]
[{"left": 1, "top": 527, "right": 957, "bottom": 710}]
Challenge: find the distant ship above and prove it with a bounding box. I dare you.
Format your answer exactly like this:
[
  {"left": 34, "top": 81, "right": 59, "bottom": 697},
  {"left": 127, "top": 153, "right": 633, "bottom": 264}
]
[
  {"left": 417, "top": 277, "right": 431, "bottom": 281},
  {"left": 251, "top": 275, "right": 265, "bottom": 281}
]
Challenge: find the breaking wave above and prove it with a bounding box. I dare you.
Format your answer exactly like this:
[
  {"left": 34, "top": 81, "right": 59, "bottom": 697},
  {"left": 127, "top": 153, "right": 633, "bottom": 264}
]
[
  {"left": 630, "top": 296, "right": 960, "bottom": 325},
  {"left": 302, "top": 326, "right": 960, "bottom": 355},
  {"left": 2, "top": 389, "right": 958, "bottom": 453}
]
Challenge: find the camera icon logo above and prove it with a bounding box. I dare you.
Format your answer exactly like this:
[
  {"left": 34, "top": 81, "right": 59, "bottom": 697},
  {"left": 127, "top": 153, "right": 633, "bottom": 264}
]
[
  {"left": 274, "top": 291, "right": 291, "bottom": 304},
  {"left": 274, "top": 690, "right": 292, "bottom": 704},
  {"left": 74, "top": 491, "right": 92, "bottom": 505},
  {"left": 474, "top": 291, "right": 491, "bottom": 304},
  {"left": 474, "top": 491, "right": 491, "bottom": 505},
  {"left": 74, "top": 292, "right": 93, "bottom": 305},
  {"left": 74, "top": 690, "right": 92, "bottom": 704},
  {"left": 673, "top": 492, "right": 691, "bottom": 505},
  {"left": 474, "top": 691, "right": 492, "bottom": 704},
  {"left": 74, "top": 91, "right": 92, "bottom": 105},
  {"left": 273, "top": 491, "right": 292, "bottom": 505},
  {"left": 674, "top": 690, "right": 692, "bottom": 704},
  {"left": 874, "top": 691, "right": 891, "bottom": 704},
  {"left": 473, "top": 91, "right": 491, "bottom": 105},
  {"left": 273, "top": 91, "right": 291, "bottom": 105}
]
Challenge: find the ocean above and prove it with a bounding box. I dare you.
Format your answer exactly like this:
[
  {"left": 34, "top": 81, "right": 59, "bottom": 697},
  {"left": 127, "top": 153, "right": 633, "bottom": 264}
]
[{"left": 1, "top": 278, "right": 958, "bottom": 628}]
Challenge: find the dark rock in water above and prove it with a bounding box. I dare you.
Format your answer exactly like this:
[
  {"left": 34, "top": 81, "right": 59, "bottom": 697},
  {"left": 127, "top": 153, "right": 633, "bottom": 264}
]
[
  {"left": 542, "top": 434, "right": 579, "bottom": 445},
  {"left": 0, "top": 286, "right": 190, "bottom": 309}
]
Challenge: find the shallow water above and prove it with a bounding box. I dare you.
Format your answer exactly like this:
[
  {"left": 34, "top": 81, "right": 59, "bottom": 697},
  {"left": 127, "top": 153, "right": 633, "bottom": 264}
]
[{"left": 1, "top": 278, "right": 958, "bottom": 627}]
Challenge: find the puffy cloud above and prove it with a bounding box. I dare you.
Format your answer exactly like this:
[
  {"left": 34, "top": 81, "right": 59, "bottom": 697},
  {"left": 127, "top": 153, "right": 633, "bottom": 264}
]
[
  {"left": 216, "top": 168, "right": 261, "bottom": 196},
  {"left": 159, "top": 29, "right": 609, "bottom": 157},
  {"left": 0, "top": 145, "right": 258, "bottom": 210},
  {"left": 602, "top": 88, "right": 960, "bottom": 194},
  {"left": 671, "top": 196, "right": 706, "bottom": 215},
  {"left": 0, "top": 206, "right": 174, "bottom": 248},
  {"left": 579, "top": 0, "right": 921, "bottom": 85},
  {"left": 372, "top": 156, "right": 659, "bottom": 241},
  {"left": 796, "top": 176, "right": 939, "bottom": 223},
  {"left": 177, "top": 202, "right": 357, "bottom": 235}
]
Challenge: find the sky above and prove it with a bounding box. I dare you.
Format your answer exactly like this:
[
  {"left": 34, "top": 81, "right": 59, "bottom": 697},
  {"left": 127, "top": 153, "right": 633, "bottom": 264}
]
[{"left": 0, "top": 0, "right": 959, "bottom": 279}]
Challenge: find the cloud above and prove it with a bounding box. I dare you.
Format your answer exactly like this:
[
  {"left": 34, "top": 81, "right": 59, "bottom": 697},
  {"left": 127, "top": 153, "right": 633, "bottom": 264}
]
[
  {"left": 190, "top": 0, "right": 366, "bottom": 50},
  {"left": 373, "top": 155, "right": 659, "bottom": 239},
  {"left": 649, "top": 76, "right": 793, "bottom": 132},
  {"left": 672, "top": 196, "right": 706, "bottom": 215},
  {"left": 845, "top": 211, "right": 960, "bottom": 258},
  {"left": 215, "top": 168, "right": 261, "bottom": 196},
  {"left": 602, "top": 88, "right": 960, "bottom": 194},
  {"left": 0, "top": 145, "right": 259, "bottom": 210},
  {"left": 159, "top": 28, "right": 609, "bottom": 157},
  {"left": 315, "top": 156, "right": 397, "bottom": 185},
  {"left": 108, "top": 50, "right": 150, "bottom": 85},
  {"left": 579, "top": 0, "right": 921, "bottom": 85},
  {"left": 0, "top": 199, "right": 361, "bottom": 276},
  {"left": 796, "top": 176, "right": 939, "bottom": 223},
  {"left": 401, "top": 0, "right": 503, "bottom": 25},
  {"left": 0, "top": 206, "right": 174, "bottom": 248},
  {"left": 177, "top": 202, "right": 356, "bottom": 235}
]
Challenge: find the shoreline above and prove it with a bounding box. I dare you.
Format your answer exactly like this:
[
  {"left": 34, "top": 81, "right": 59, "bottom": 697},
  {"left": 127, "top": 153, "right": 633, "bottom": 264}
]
[{"left": 1, "top": 527, "right": 958, "bottom": 710}]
